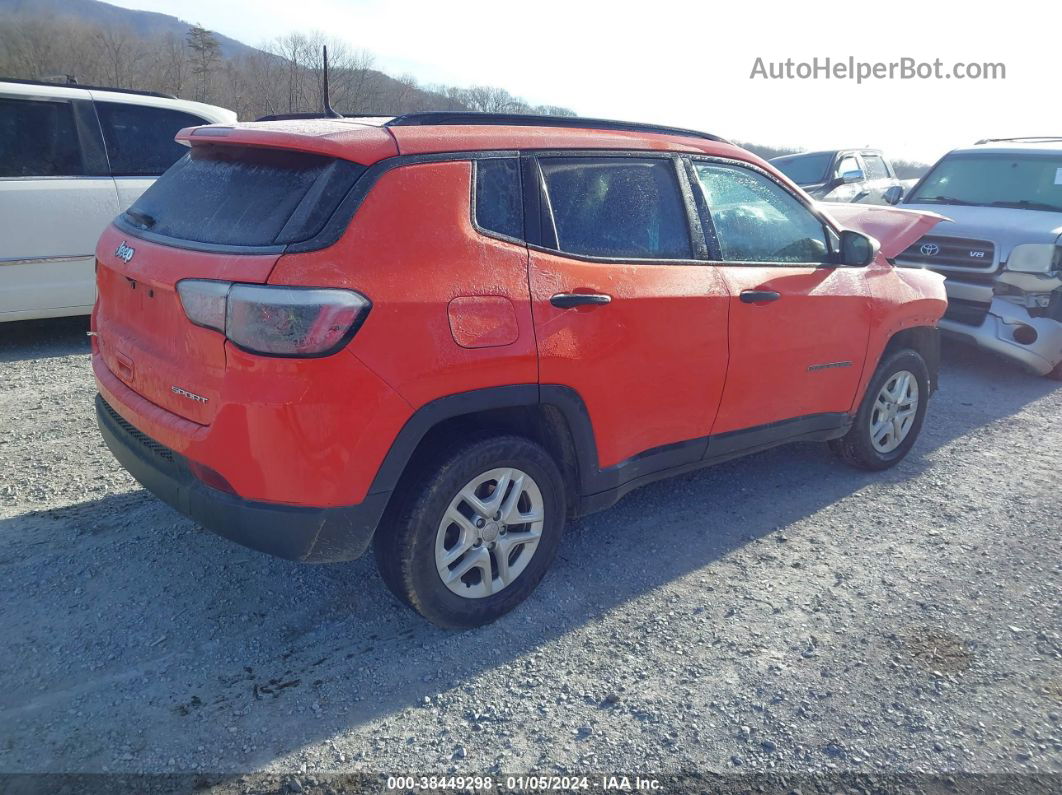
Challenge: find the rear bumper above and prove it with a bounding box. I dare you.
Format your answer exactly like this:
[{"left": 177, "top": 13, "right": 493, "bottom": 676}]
[
  {"left": 939, "top": 296, "right": 1062, "bottom": 376},
  {"left": 96, "top": 394, "right": 390, "bottom": 562}
]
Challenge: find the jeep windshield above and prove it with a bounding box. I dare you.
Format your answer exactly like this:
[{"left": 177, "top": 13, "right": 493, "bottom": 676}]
[
  {"left": 772, "top": 152, "right": 833, "bottom": 186},
  {"left": 909, "top": 153, "right": 1062, "bottom": 213}
]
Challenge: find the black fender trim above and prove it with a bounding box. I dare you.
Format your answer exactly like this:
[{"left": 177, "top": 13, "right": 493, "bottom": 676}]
[
  {"left": 368, "top": 384, "right": 852, "bottom": 520},
  {"left": 366, "top": 384, "right": 541, "bottom": 495},
  {"left": 576, "top": 412, "right": 851, "bottom": 516}
]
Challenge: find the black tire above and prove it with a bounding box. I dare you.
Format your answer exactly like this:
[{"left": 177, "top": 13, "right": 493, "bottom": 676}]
[
  {"left": 374, "top": 435, "right": 566, "bottom": 629},
  {"left": 1047, "top": 362, "right": 1062, "bottom": 381},
  {"left": 829, "top": 348, "right": 930, "bottom": 471}
]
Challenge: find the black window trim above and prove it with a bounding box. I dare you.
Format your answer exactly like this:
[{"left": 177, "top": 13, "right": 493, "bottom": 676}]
[
  {"left": 114, "top": 148, "right": 523, "bottom": 256},
  {"left": 109, "top": 146, "right": 844, "bottom": 261},
  {"left": 523, "top": 149, "right": 709, "bottom": 266},
  {"left": 687, "top": 154, "right": 845, "bottom": 269},
  {"left": 470, "top": 154, "right": 526, "bottom": 247}
]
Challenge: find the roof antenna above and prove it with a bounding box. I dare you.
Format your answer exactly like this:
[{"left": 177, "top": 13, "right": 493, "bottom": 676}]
[{"left": 322, "top": 45, "right": 342, "bottom": 119}]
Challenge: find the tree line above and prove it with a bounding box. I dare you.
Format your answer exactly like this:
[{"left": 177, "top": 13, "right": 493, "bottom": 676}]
[{"left": 0, "top": 13, "right": 576, "bottom": 120}]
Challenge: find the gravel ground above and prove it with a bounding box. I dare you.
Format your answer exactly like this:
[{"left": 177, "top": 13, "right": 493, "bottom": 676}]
[{"left": 1, "top": 317, "right": 1059, "bottom": 783}]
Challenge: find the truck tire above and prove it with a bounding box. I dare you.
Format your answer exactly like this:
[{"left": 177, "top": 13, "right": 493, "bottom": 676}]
[{"left": 374, "top": 434, "right": 566, "bottom": 629}]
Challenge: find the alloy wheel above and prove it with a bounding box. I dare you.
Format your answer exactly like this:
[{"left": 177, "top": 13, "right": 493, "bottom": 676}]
[
  {"left": 870, "top": 369, "right": 919, "bottom": 454},
  {"left": 434, "top": 467, "right": 545, "bottom": 599}
]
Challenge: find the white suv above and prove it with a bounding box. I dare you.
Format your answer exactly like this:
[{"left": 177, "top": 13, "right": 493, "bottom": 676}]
[{"left": 0, "top": 79, "right": 235, "bottom": 322}]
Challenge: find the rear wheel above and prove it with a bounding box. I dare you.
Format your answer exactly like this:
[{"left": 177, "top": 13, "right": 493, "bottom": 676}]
[
  {"left": 829, "top": 349, "right": 930, "bottom": 470},
  {"left": 374, "top": 435, "right": 566, "bottom": 629}
]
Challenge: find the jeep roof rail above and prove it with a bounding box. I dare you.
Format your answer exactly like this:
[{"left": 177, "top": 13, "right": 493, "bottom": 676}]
[
  {"left": 975, "top": 136, "right": 1062, "bottom": 145},
  {"left": 0, "top": 76, "right": 177, "bottom": 100},
  {"left": 383, "top": 112, "right": 730, "bottom": 144}
]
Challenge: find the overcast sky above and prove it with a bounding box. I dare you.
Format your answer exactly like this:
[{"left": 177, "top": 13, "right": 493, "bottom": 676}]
[{"left": 108, "top": 0, "right": 1059, "bottom": 164}]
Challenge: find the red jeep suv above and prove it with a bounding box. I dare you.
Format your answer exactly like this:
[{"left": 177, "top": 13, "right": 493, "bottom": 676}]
[{"left": 92, "top": 112, "right": 947, "bottom": 627}]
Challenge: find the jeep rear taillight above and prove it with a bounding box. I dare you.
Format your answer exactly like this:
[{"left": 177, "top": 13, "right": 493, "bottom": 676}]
[{"left": 176, "top": 280, "right": 370, "bottom": 357}]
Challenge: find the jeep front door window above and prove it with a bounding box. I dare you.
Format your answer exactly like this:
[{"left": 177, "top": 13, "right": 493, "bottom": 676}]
[{"left": 694, "top": 162, "right": 831, "bottom": 264}]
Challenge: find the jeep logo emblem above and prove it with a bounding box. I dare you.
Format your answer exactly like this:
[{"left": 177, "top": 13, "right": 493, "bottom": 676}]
[
  {"left": 920, "top": 243, "right": 940, "bottom": 256},
  {"left": 115, "top": 241, "right": 135, "bottom": 263}
]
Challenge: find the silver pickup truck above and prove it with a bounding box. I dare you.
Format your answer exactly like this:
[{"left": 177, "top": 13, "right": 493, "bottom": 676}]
[
  {"left": 896, "top": 138, "right": 1062, "bottom": 380},
  {"left": 771, "top": 148, "right": 906, "bottom": 205}
]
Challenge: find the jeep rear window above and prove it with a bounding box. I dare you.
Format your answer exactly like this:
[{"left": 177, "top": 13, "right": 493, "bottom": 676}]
[{"left": 121, "top": 145, "right": 365, "bottom": 247}]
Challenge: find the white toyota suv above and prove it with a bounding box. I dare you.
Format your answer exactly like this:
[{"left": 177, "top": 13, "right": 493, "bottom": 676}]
[
  {"left": 896, "top": 138, "right": 1062, "bottom": 379},
  {"left": 0, "top": 79, "right": 235, "bottom": 322}
]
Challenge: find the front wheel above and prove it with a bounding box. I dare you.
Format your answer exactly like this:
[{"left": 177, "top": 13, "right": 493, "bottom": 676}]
[
  {"left": 374, "top": 435, "right": 566, "bottom": 629},
  {"left": 829, "top": 349, "right": 930, "bottom": 470},
  {"left": 1047, "top": 361, "right": 1062, "bottom": 381}
]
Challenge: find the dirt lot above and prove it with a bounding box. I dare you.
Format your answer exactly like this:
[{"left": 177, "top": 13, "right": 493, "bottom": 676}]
[{"left": 1, "top": 317, "right": 1059, "bottom": 783}]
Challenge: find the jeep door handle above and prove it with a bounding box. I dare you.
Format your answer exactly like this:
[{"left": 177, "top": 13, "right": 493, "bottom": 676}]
[
  {"left": 550, "top": 292, "right": 612, "bottom": 309},
  {"left": 740, "top": 290, "right": 781, "bottom": 304}
]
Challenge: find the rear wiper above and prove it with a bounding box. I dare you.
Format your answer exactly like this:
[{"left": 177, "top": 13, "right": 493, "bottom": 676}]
[
  {"left": 913, "top": 196, "right": 980, "bottom": 206},
  {"left": 988, "top": 199, "right": 1062, "bottom": 213},
  {"left": 125, "top": 209, "right": 156, "bottom": 229}
]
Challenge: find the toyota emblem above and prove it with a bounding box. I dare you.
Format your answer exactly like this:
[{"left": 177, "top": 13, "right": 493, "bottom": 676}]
[{"left": 920, "top": 243, "right": 940, "bottom": 256}]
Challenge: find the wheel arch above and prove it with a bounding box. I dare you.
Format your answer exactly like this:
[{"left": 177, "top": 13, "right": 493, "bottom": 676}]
[
  {"left": 367, "top": 385, "right": 599, "bottom": 520},
  {"left": 881, "top": 326, "right": 940, "bottom": 393}
]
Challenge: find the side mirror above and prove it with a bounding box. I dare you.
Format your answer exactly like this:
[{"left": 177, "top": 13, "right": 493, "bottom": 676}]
[
  {"left": 840, "top": 230, "right": 880, "bottom": 266},
  {"left": 841, "top": 169, "right": 865, "bottom": 184},
  {"left": 883, "top": 185, "right": 904, "bottom": 205}
]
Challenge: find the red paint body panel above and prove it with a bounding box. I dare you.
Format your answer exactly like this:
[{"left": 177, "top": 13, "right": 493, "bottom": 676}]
[
  {"left": 447, "top": 296, "right": 520, "bottom": 348},
  {"left": 94, "top": 224, "right": 279, "bottom": 424},
  {"left": 817, "top": 203, "right": 951, "bottom": 259},
  {"left": 712, "top": 265, "right": 872, "bottom": 434},
  {"left": 856, "top": 263, "right": 948, "bottom": 410},
  {"left": 92, "top": 341, "right": 412, "bottom": 506},
  {"left": 268, "top": 161, "right": 538, "bottom": 410},
  {"left": 94, "top": 119, "right": 949, "bottom": 528},
  {"left": 176, "top": 120, "right": 399, "bottom": 164},
  {"left": 528, "top": 251, "right": 730, "bottom": 468}
]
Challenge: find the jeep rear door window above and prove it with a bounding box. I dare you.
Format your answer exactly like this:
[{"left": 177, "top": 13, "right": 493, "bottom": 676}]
[
  {"left": 95, "top": 101, "right": 208, "bottom": 176},
  {"left": 907, "top": 153, "right": 1062, "bottom": 212},
  {"left": 694, "top": 163, "right": 831, "bottom": 264},
  {"left": 475, "top": 158, "right": 523, "bottom": 240},
  {"left": 538, "top": 157, "right": 692, "bottom": 259},
  {"left": 121, "top": 145, "right": 365, "bottom": 247},
  {"left": 0, "top": 97, "right": 84, "bottom": 177}
]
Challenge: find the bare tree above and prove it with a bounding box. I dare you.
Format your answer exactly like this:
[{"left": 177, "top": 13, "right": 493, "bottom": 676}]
[{"left": 0, "top": 10, "right": 577, "bottom": 120}]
